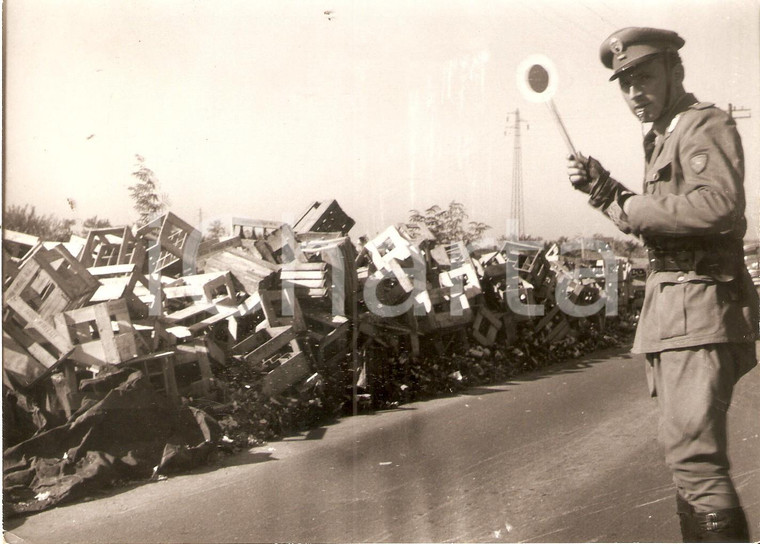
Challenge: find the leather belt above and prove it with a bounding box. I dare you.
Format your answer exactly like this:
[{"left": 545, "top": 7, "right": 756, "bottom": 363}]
[{"left": 648, "top": 249, "right": 699, "bottom": 272}]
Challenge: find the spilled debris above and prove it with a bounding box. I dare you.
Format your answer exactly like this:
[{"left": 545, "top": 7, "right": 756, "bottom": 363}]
[{"left": 3, "top": 200, "right": 638, "bottom": 515}]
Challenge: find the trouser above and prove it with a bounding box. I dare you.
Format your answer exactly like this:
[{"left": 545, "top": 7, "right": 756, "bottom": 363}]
[{"left": 645, "top": 343, "right": 755, "bottom": 513}]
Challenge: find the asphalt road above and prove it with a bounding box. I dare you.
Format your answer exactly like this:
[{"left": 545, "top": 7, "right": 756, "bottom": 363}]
[{"left": 5, "top": 345, "right": 760, "bottom": 543}]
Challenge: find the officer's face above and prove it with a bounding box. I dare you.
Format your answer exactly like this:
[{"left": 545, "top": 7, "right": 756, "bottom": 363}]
[{"left": 617, "top": 57, "right": 670, "bottom": 123}]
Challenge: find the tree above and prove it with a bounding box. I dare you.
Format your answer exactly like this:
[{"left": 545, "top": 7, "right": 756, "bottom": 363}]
[
  {"left": 4, "top": 204, "right": 75, "bottom": 241},
  {"left": 129, "top": 155, "right": 169, "bottom": 226},
  {"left": 205, "top": 219, "right": 228, "bottom": 241},
  {"left": 82, "top": 215, "right": 112, "bottom": 232},
  {"left": 497, "top": 233, "right": 544, "bottom": 244},
  {"left": 408, "top": 201, "right": 491, "bottom": 245}
]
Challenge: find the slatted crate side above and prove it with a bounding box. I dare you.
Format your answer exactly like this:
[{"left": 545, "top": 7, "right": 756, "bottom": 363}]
[
  {"left": 261, "top": 349, "right": 311, "bottom": 396},
  {"left": 120, "top": 351, "right": 179, "bottom": 402},
  {"left": 5, "top": 296, "right": 74, "bottom": 355},
  {"left": 472, "top": 307, "right": 503, "bottom": 346},
  {"left": 6, "top": 246, "right": 99, "bottom": 321},
  {"left": 55, "top": 299, "right": 140, "bottom": 366},
  {"left": 424, "top": 287, "right": 473, "bottom": 331},
  {"left": 80, "top": 227, "right": 135, "bottom": 267},
  {"left": 294, "top": 200, "right": 355, "bottom": 235},
  {"left": 365, "top": 226, "right": 413, "bottom": 271},
  {"left": 3, "top": 329, "right": 53, "bottom": 386},
  {"left": 173, "top": 339, "right": 215, "bottom": 397},
  {"left": 177, "top": 271, "right": 237, "bottom": 302},
  {"left": 241, "top": 326, "right": 297, "bottom": 366},
  {"left": 45, "top": 245, "right": 101, "bottom": 295},
  {"left": 137, "top": 212, "right": 201, "bottom": 274},
  {"left": 93, "top": 239, "right": 120, "bottom": 267},
  {"left": 259, "top": 288, "right": 306, "bottom": 331}
]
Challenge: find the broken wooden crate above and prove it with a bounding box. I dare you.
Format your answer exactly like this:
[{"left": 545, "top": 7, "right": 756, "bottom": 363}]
[{"left": 54, "top": 299, "right": 141, "bottom": 367}]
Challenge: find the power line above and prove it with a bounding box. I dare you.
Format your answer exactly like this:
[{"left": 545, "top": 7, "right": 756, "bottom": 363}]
[
  {"left": 589, "top": 0, "right": 627, "bottom": 28},
  {"left": 535, "top": 0, "right": 602, "bottom": 44},
  {"left": 728, "top": 103, "right": 752, "bottom": 120},
  {"left": 577, "top": 0, "right": 620, "bottom": 29},
  {"left": 515, "top": 0, "right": 601, "bottom": 51}
]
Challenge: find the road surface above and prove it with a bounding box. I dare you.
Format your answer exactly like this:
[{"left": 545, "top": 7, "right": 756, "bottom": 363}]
[{"left": 5, "top": 345, "right": 760, "bottom": 543}]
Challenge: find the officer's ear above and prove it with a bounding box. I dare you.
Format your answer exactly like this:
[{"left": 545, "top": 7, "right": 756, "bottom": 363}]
[{"left": 671, "top": 63, "right": 685, "bottom": 85}]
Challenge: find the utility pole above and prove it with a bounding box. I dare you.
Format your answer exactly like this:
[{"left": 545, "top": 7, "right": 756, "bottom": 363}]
[
  {"left": 505, "top": 109, "right": 529, "bottom": 240},
  {"left": 727, "top": 103, "right": 751, "bottom": 120}
]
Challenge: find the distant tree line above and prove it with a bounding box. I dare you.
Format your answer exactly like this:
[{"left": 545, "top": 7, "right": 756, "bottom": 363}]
[
  {"left": 3, "top": 177, "right": 644, "bottom": 259},
  {"left": 409, "top": 201, "right": 491, "bottom": 245}
]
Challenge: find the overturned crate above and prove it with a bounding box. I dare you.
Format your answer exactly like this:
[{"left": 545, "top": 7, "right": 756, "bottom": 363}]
[
  {"left": 3, "top": 244, "right": 100, "bottom": 371},
  {"left": 54, "top": 299, "right": 141, "bottom": 367},
  {"left": 136, "top": 212, "right": 202, "bottom": 276}
]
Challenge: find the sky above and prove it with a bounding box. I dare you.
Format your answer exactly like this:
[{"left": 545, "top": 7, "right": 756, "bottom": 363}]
[{"left": 4, "top": 0, "right": 760, "bottom": 245}]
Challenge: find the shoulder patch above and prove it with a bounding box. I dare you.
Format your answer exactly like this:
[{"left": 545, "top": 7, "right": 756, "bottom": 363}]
[{"left": 690, "top": 153, "right": 708, "bottom": 174}]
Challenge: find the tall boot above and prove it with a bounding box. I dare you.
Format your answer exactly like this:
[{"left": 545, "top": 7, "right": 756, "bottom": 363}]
[
  {"left": 693, "top": 507, "right": 750, "bottom": 543},
  {"left": 676, "top": 493, "right": 700, "bottom": 543}
]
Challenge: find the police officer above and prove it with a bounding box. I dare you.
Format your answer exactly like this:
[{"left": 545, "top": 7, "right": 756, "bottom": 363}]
[{"left": 566, "top": 27, "right": 759, "bottom": 542}]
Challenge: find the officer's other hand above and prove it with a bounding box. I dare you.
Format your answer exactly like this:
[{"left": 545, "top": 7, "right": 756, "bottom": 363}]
[{"left": 567, "top": 153, "right": 591, "bottom": 193}]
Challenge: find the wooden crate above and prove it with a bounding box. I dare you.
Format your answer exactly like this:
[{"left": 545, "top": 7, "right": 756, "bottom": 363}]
[
  {"left": 472, "top": 307, "right": 503, "bottom": 346},
  {"left": 88, "top": 262, "right": 154, "bottom": 319},
  {"left": 261, "top": 223, "right": 299, "bottom": 265},
  {"left": 5, "top": 244, "right": 100, "bottom": 322},
  {"left": 164, "top": 271, "right": 236, "bottom": 304},
  {"left": 303, "top": 312, "right": 350, "bottom": 365},
  {"left": 80, "top": 227, "right": 144, "bottom": 268},
  {"left": 434, "top": 241, "right": 482, "bottom": 300},
  {"left": 174, "top": 338, "right": 216, "bottom": 398},
  {"left": 534, "top": 304, "right": 571, "bottom": 343},
  {"left": 120, "top": 351, "right": 179, "bottom": 403},
  {"left": 281, "top": 262, "right": 330, "bottom": 298},
  {"left": 3, "top": 245, "right": 99, "bottom": 368},
  {"left": 417, "top": 286, "right": 473, "bottom": 332},
  {"left": 261, "top": 348, "right": 311, "bottom": 396},
  {"left": 2, "top": 330, "right": 50, "bottom": 387},
  {"left": 293, "top": 199, "right": 355, "bottom": 236},
  {"left": 231, "top": 217, "right": 285, "bottom": 240},
  {"left": 164, "top": 298, "right": 239, "bottom": 336},
  {"left": 238, "top": 326, "right": 298, "bottom": 366},
  {"left": 136, "top": 212, "right": 202, "bottom": 275},
  {"left": 54, "top": 299, "right": 140, "bottom": 367},
  {"left": 259, "top": 288, "right": 306, "bottom": 331}
]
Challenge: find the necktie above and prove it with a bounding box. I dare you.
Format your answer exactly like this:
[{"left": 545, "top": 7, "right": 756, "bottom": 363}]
[{"left": 643, "top": 130, "right": 657, "bottom": 163}]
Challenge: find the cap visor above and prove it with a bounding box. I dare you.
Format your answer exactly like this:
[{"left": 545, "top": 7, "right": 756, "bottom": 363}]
[{"left": 609, "top": 52, "right": 663, "bottom": 81}]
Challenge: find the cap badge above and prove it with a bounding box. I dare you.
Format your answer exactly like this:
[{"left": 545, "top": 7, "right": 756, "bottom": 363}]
[{"left": 609, "top": 37, "right": 624, "bottom": 55}]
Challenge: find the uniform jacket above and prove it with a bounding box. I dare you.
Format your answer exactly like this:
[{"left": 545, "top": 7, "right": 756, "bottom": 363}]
[{"left": 613, "top": 93, "right": 759, "bottom": 354}]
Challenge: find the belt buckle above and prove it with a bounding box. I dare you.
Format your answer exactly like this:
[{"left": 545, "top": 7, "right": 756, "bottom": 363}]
[{"left": 706, "top": 512, "right": 719, "bottom": 531}]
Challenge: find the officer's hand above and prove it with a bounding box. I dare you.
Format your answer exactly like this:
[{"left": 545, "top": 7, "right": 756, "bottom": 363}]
[
  {"left": 567, "top": 153, "right": 591, "bottom": 193},
  {"left": 568, "top": 153, "right": 609, "bottom": 194}
]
